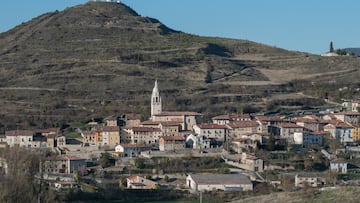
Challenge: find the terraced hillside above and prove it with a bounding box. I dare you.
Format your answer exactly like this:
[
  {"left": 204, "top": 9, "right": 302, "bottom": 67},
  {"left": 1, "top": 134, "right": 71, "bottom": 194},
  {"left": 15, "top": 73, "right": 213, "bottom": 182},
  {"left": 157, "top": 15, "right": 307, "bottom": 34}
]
[{"left": 0, "top": 2, "right": 359, "bottom": 129}]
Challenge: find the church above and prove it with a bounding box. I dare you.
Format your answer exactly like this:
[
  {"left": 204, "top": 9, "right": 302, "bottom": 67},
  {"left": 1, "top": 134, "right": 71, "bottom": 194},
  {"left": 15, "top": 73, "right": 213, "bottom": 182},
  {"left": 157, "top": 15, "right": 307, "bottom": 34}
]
[{"left": 150, "top": 80, "right": 202, "bottom": 132}]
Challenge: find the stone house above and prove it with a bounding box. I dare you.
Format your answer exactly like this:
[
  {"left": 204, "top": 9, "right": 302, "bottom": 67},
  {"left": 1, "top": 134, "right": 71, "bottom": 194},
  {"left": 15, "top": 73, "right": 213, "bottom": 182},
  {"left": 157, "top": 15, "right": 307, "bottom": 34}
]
[
  {"left": 231, "top": 138, "right": 257, "bottom": 153},
  {"left": 159, "top": 136, "right": 186, "bottom": 151},
  {"left": 293, "top": 118, "right": 325, "bottom": 132},
  {"left": 122, "top": 114, "right": 142, "bottom": 127},
  {"left": 43, "top": 155, "right": 87, "bottom": 174},
  {"left": 122, "top": 126, "right": 162, "bottom": 145},
  {"left": 269, "top": 123, "right": 303, "bottom": 143},
  {"left": 152, "top": 111, "right": 202, "bottom": 131},
  {"left": 193, "top": 124, "right": 229, "bottom": 143},
  {"left": 127, "top": 175, "right": 158, "bottom": 189},
  {"left": 324, "top": 121, "right": 353, "bottom": 143},
  {"left": 295, "top": 174, "right": 324, "bottom": 188},
  {"left": 226, "top": 121, "right": 261, "bottom": 139},
  {"left": 241, "top": 152, "right": 264, "bottom": 172},
  {"left": 334, "top": 111, "right": 360, "bottom": 125}
]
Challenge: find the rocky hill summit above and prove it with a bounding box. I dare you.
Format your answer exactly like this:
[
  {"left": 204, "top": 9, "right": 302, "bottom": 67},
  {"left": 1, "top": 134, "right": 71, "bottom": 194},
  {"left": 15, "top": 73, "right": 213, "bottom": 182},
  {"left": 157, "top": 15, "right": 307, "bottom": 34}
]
[{"left": 0, "top": 1, "right": 359, "bottom": 129}]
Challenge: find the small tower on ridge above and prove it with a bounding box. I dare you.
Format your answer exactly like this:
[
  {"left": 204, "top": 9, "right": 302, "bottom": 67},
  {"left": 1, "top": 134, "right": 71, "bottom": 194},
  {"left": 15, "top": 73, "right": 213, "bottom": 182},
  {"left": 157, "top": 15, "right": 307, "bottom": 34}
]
[{"left": 151, "top": 80, "right": 162, "bottom": 118}]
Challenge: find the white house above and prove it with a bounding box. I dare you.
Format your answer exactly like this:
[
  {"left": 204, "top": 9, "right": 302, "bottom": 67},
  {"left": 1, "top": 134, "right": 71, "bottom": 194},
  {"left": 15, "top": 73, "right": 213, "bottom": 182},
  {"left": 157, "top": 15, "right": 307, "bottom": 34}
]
[
  {"left": 186, "top": 173, "right": 253, "bottom": 192},
  {"left": 185, "top": 134, "right": 213, "bottom": 149},
  {"left": 5, "top": 130, "right": 34, "bottom": 147},
  {"left": 114, "top": 144, "right": 151, "bottom": 157},
  {"left": 295, "top": 174, "right": 324, "bottom": 188},
  {"left": 330, "top": 159, "right": 348, "bottom": 174}
]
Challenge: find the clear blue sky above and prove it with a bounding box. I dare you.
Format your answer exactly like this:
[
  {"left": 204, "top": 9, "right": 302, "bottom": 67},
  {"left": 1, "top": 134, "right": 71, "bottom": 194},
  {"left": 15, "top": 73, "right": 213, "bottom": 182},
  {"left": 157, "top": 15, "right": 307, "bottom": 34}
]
[{"left": 1, "top": 0, "right": 359, "bottom": 54}]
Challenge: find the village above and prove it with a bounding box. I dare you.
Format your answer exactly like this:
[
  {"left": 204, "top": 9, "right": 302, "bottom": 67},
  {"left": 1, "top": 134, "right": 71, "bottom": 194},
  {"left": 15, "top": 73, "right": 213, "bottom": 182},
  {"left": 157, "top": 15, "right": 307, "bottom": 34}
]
[{"left": 1, "top": 80, "right": 360, "bottom": 200}]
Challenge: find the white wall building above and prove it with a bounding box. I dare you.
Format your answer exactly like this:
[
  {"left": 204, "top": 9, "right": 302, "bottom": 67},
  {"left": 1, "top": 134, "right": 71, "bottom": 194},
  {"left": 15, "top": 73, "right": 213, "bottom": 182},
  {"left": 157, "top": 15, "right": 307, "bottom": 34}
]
[{"left": 186, "top": 174, "right": 253, "bottom": 192}]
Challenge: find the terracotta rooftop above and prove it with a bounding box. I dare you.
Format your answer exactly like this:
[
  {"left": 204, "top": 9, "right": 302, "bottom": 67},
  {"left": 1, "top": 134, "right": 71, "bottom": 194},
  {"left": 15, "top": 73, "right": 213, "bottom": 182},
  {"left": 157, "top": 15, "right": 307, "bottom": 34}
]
[
  {"left": 277, "top": 123, "right": 303, "bottom": 128},
  {"left": 292, "top": 118, "right": 320, "bottom": 124},
  {"left": 154, "top": 111, "right": 202, "bottom": 116},
  {"left": 141, "top": 120, "right": 161, "bottom": 125},
  {"left": 94, "top": 126, "right": 120, "bottom": 132},
  {"left": 131, "top": 127, "right": 162, "bottom": 132},
  {"left": 227, "top": 121, "right": 259, "bottom": 128},
  {"left": 327, "top": 120, "right": 353, "bottom": 128},
  {"left": 195, "top": 124, "right": 228, "bottom": 129},
  {"left": 334, "top": 111, "right": 360, "bottom": 116},
  {"left": 5, "top": 130, "right": 34, "bottom": 136}
]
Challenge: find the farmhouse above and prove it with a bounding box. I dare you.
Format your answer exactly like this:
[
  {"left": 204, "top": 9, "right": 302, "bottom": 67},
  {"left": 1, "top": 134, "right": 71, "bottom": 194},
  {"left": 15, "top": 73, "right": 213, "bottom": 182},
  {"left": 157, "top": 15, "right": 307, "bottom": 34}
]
[{"left": 186, "top": 173, "right": 253, "bottom": 192}]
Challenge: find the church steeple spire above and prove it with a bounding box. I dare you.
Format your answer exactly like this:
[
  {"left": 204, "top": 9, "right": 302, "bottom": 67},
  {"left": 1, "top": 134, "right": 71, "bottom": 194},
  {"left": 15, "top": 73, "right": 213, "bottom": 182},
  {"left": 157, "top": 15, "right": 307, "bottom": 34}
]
[{"left": 151, "top": 80, "right": 162, "bottom": 118}]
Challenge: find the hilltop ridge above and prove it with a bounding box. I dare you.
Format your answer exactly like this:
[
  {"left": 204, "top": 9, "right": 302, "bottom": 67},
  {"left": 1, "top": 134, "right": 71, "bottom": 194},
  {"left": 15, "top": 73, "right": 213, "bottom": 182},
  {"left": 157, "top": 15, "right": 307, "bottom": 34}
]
[{"left": 0, "top": 1, "right": 359, "bottom": 129}]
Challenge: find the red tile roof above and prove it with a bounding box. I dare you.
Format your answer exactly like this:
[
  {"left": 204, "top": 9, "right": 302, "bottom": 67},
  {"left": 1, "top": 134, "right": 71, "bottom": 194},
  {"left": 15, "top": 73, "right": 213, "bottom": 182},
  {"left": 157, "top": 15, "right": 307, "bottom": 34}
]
[
  {"left": 292, "top": 118, "right": 320, "bottom": 124},
  {"left": 195, "top": 124, "right": 228, "bottom": 129},
  {"left": 132, "top": 127, "right": 162, "bottom": 132},
  {"left": 335, "top": 111, "right": 360, "bottom": 116},
  {"left": 278, "top": 123, "right": 303, "bottom": 128},
  {"left": 154, "top": 111, "right": 202, "bottom": 116},
  {"left": 327, "top": 120, "right": 353, "bottom": 128},
  {"left": 227, "top": 121, "right": 259, "bottom": 128},
  {"left": 141, "top": 120, "right": 161, "bottom": 125},
  {"left": 5, "top": 130, "right": 34, "bottom": 136}
]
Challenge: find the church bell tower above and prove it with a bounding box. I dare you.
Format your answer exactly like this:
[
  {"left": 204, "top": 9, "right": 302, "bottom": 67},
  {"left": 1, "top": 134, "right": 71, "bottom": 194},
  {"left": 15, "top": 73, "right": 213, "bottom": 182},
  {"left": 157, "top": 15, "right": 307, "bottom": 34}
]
[{"left": 151, "top": 80, "right": 162, "bottom": 118}]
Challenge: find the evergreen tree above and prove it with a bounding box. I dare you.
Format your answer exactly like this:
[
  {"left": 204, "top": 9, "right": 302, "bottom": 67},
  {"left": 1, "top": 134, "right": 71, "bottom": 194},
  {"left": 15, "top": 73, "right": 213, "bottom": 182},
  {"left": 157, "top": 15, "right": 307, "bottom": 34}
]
[{"left": 330, "top": 41, "right": 334, "bottom": 53}]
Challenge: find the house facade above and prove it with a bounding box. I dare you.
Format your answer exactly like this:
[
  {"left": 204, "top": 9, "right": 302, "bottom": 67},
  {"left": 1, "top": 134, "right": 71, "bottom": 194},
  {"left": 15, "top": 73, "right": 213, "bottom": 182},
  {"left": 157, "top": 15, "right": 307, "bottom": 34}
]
[
  {"left": 269, "top": 123, "right": 303, "bottom": 143},
  {"left": 123, "top": 126, "right": 162, "bottom": 145},
  {"left": 43, "top": 155, "right": 87, "bottom": 174},
  {"left": 295, "top": 174, "right": 323, "bottom": 188},
  {"left": 226, "top": 121, "right": 261, "bottom": 139},
  {"left": 330, "top": 159, "right": 348, "bottom": 174},
  {"left": 159, "top": 136, "right": 186, "bottom": 151},
  {"left": 127, "top": 175, "right": 158, "bottom": 189},
  {"left": 193, "top": 124, "right": 229, "bottom": 143},
  {"left": 212, "top": 114, "right": 251, "bottom": 125},
  {"left": 114, "top": 144, "right": 151, "bottom": 157},
  {"left": 186, "top": 174, "right": 253, "bottom": 192},
  {"left": 153, "top": 111, "right": 202, "bottom": 131},
  {"left": 334, "top": 111, "right": 360, "bottom": 125},
  {"left": 5, "top": 130, "right": 33, "bottom": 147}
]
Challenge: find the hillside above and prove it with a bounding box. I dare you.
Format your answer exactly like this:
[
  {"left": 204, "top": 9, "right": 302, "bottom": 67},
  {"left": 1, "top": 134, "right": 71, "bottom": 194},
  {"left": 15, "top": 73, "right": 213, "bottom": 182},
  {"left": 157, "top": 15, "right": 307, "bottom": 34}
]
[{"left": 0, "top": 1, "right": 359, "bottom": 129}]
